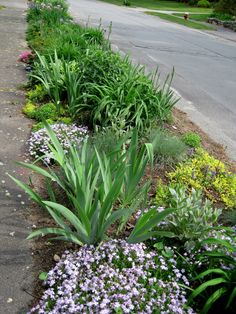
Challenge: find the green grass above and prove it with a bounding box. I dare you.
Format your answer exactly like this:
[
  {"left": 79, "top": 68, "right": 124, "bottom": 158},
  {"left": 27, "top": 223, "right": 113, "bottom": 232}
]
[
  {"left": 146, "top": 12, "right": 215, "bottom": 30},
  {"left": 99, "top": 0, "right": 213, "bottom": 13},
  {"left": 173, "top": 13, "right": 210, "bottom": 22},
  {"left": 0, "top": 6, "right": 5, "bottom": 10}
]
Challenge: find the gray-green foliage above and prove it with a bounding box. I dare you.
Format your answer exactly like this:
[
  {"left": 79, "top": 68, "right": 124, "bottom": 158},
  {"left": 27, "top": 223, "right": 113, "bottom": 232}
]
[
  {"left": 11, "top": 124, "right": 160, "bottom": 245},
  {"left": 165, "top": 185, "right": 222, "bottom": 248},
  {"left": 146, "top": 128, "right": 187, "bottom": 163}
]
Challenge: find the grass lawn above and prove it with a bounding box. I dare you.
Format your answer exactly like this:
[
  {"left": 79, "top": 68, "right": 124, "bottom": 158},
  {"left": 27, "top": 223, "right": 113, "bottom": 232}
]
[
  {"left": 99, "top": 0, "right": 213, "bottom": 13},
  {"left": 173, "top": 13, "right": 211, "bottom": 22},
  {"left": 146, "top": 12, "right": 215, "bottom": 30}
]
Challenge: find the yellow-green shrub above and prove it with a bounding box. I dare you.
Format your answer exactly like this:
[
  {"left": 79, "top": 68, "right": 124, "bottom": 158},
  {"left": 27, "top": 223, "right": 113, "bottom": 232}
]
[
  {"left": 22, "top": 101, "right": 37, "bottom": 118},
  {"left": 168, "top": 148, "right": 236, "bottom": 208},
  {"left": 57, "top": 117, "right": 72, "bottom": 124},
  {"left": 27, "top": 84, "right": 47, "bottom": 102}
]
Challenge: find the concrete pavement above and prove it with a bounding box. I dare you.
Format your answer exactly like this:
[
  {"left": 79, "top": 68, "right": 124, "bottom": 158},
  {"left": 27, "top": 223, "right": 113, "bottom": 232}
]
[
  {"left": 0, "top": 1, "right": 33, "bottom": 313},
  {"left": 68, "top": 0, "right": 236, "bottom": 161}
]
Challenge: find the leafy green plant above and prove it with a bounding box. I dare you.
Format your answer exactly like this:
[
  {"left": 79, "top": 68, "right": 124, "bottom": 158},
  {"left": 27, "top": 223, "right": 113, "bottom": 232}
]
[
  {"left": 33, "top": 103, "right": 57, "bottom": 121},
  {"left": 27, "top": 84, "right": 47, "bottom": 102},
  {"left": 11, "top": 125, "right": 154, "bottom": 245},
  {"left": 182, "top": 131, "right": 201, "bottom": 148},
  {"left": 161, "top": 185, "right": 222, "bottom": 248},
  {"left": 189, "top": 236, "right": 236, "bottom": 313},
  {"left": 62, "top": 61, "right": 83, "bottom": 118},
  {"left": 27, "top": 1, "right": 178, "bottom": 132},
  {"left": 168, "top": 148, "right": 236, "bottom": 208},
  {"left": 123, "top": 0, "right": 131, "bottom": 6},
  {"left": 214, "top": 0, "right": 236, "bottom": 16},
  {"left": 31, "top": 51, "right": 64, "bottom": 113},
  {"left": 128, "top": 207, "right": 174, "bottom": 243},
  {"left": 22, "top": 101, "right": 37, "bottom": 119},
  {"left": 197, "top": 0, "right": 211, "bottom": 8},
  {"left": 146, "top": 128, "right": 187, "bottom": 163}
]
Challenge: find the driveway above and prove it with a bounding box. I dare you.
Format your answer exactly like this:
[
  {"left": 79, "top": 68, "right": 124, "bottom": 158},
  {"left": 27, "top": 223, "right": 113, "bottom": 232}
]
[{"left": 68, "top": 0, "right": 236, "bottom": 160}]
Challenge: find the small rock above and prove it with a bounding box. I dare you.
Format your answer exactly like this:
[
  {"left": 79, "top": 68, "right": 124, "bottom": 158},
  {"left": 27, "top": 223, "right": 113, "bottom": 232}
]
[
  {"left": 53, "top": 254, "right": 61, "bottom": 262},
  {"left": 7, "top": 298, "right": 13, "bottom": 303},
  {"left": 172, "top": 125, "right": 177, "bottom": 130}
]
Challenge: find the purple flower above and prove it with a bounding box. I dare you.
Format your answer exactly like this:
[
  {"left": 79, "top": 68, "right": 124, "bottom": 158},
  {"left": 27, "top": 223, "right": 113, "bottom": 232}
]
[
  {"left": 28, "top": 123, "right": 88, "bottom": 164},
  {"left": 28, "top": 240, "right": 194, "bottom": 314}
]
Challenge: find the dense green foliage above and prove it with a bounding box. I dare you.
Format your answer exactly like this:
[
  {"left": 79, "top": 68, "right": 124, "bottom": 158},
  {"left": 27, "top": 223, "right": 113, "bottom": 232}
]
[
  {"left": 182, "top": 131, "right": 201, "bottom": 148},
  {"left": 215, "top": 0, "right": 236, "bottom": 15},
  {"left": 168, "top": 148, "right": 236, "bottom": 208},
  {"left": 26, "top": 0, "right": 177, "bottom": 132},
  {"left": 14, "top": 1, "right": 236, "bottom": 313}
]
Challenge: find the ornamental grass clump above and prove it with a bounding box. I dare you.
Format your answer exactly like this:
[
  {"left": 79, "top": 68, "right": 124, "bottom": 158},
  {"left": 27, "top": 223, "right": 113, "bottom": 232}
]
[
  {"left": 29, "top": 240, "right": 194, "bottom": 314},
  {"left": 28, "top": 123, "right": 88, "bottom": 164}
]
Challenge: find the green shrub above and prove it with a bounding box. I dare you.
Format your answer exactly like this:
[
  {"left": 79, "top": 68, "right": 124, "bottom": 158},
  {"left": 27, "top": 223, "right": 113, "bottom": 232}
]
[
  {"left": 146, "top": 128, "right": 187, "bottom": 164},
  {"left": 156, "top": 179, "right": 172, "bottom": 207},
  {"left": 57, "top": 117, "right": 72, "bottom": 125},
  {"left": 210, "top": 12, "right": 234, "bottom": 21},
  {"left": 189, "top": 0, "right": 198, "bottom": 5},
  {"left": 197, "top": 0, "right": 211, "bottom": 8},
  {"left": 214, "top": 0, "right": 236, "bottom": 16},
  {"left": 34, "top": 103, "right": 57, "bottom": 121},
  {"left": 27, "top": 0, "right": 178, "bottom": 132},
  {"left": 123, "top": 0, "right": 131, "bottom": 6},
  {"left": 161, "top": 185, "right": 222, "bottom": 248},
  {"left": 22, "top": 101, "right": 37, "bottom": 119},
  {"left": 168, "top": 148, "right": 236, "bottom": 208},
  {"left": 182, "top": 131, "right": 201, "bottom": 148},
  {"left": 27, "top": 84, "right": 47, "bottom": 102}
]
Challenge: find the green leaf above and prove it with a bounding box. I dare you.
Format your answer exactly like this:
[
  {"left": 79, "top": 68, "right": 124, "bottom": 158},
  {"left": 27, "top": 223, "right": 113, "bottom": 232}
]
[
  {"left": 9, "top": 175, "right": 44, "bottom": 206},
  {"left": 195, "top": 268, "right": 229, "bottom": 281},
  {"left": 227, "top": 286, "right": 236, "bottom": 308},
  {"left": 43, "top": 201, "right": 89, "bottom": 239},
  {"left": 202, "top": 287, "right": 227, "bottom": 314},
  {"left": 131, "top": 207, "right": 173, "bottom": 237},
  {"left": 190, "top": 278, "right": 227, "bottom": 300},
  {"left": 153, "top": 242, "right": 164, "bottom": 251},
  {"left": 201, "top": 237, "right": 234, "bottom": 251},
  {"left": 39, "top": 272, "right": 48, "bottom": 281}
]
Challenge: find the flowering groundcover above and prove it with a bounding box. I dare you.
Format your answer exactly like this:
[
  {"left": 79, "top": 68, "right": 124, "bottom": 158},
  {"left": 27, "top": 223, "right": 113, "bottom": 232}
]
[
  {"left": 29, "top": 240, "right": 194, "bottom": 314},
  {"left": 28, "top": 123, "right": 88, "bottom": 164}
]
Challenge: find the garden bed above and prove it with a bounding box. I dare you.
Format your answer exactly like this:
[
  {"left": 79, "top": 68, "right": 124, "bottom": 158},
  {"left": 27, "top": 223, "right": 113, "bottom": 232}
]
[{"left": 13, "top": 1, "right": 236, "bottom": 313}]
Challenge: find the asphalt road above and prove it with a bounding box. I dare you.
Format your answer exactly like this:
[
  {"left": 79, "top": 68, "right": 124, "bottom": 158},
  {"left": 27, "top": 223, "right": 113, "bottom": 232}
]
[{"left": 68, "top": 0, "right": 236, "bottom": 160}]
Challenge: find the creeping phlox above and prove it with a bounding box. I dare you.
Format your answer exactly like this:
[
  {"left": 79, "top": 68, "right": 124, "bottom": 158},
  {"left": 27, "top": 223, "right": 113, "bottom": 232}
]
[
  {"left": 28, "top": 123, "right": 88, "bottom": 164},
  {"left": 29, "top": 240, "right": 194, "bottom": 314}
]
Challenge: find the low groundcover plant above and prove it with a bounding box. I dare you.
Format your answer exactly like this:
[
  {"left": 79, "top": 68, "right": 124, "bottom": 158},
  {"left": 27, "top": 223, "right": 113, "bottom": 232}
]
[
  {"left": 29, "top": 239, "right": 194, "bottom": 314},
  {"left": 28, "top": 123, "right": 88, "bottom": 164}
]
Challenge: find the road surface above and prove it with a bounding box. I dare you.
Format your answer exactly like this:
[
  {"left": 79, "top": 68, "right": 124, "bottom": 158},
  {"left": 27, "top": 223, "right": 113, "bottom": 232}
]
[{"left": 69, "top": 0, "right": 236, "bottom": 160}]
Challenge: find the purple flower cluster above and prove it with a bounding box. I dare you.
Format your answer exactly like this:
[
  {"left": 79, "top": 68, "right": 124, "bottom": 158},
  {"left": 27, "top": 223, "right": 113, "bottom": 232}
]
[
  {"left": 29, "top": 240, "right": 194, "bottom": 314},
  {"left": 28, "top": 123, "right": 88, "bottom": 164},
  {"left": 28, "top": 1, "right": 64, "bottom": 11}
]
